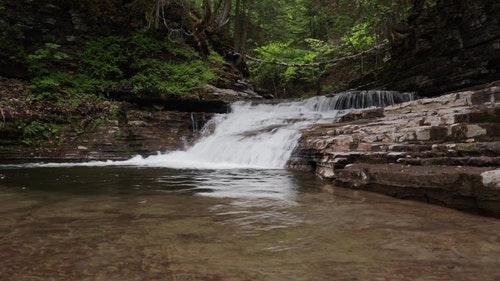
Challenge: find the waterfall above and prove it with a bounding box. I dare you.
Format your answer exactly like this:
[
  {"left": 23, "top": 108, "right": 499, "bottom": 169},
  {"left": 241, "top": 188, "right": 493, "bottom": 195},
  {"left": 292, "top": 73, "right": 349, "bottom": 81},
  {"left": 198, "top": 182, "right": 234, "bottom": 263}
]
[
  {"left": 322, "top": 90, "right": 417, "bottom": 110},
  {"left": 115, "top": 90, "right": 417, "bottom": 169},
  {"left": 190, "top": 113, "right": 199, "bottom": 132},
  {"left": 32, "top": 91, "right": 416, "bottom": 169},
  {"left": 123, "top": 100, "right": 340, "bottom": 169}
]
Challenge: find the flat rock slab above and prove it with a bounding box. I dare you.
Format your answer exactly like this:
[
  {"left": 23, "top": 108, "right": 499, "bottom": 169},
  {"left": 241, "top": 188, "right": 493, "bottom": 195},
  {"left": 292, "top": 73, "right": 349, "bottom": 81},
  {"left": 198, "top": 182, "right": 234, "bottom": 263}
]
[{"left": 335, "top": 163, "right": 500, "bottom": 217}]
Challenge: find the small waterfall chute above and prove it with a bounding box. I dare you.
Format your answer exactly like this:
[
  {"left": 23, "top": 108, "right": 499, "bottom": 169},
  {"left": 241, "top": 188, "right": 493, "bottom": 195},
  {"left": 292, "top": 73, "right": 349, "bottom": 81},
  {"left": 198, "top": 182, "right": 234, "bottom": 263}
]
[{"left": 307, "top": 90, "right": 417, "bottom": 111}]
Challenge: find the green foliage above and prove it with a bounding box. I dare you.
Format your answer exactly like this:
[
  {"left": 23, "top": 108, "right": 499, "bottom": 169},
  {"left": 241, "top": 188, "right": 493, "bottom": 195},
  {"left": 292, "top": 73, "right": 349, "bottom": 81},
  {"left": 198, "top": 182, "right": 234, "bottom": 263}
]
[
  {"left": 30, "top": 72, "right": 109, "bottom": 101},
  {"left": 128, "top": 30, "right": 197, "bottom": 59},
  {"left": 24, "top": 30, "right": 219, "bottom": 109},
  {"left": 16, "top": 120, "right": 62, "bottom": 146},
  {"left": 129, "top": 30, "right": 166, "bottom": 57},
  {"left": 27, "top": 43, "right": 69, "bottom": 76},
  {"left": 341, "top": 22, "right": 377, "bottom": 54},
  {"left": 80, "top": 36, "right": 127, "bottom": 80},
  {"left": 207, "top": 49, "right": 226, "bottom": 66},
  {"left": 240, "top": 0, "right": 420, "bottom": 95},
  {"left": 304, "top": 38, "right": 335, "bottom": 56},
  {"left": 71, "top": 31, "right": 216, "bottom": 96},
  {"left": 29, "top": 76, "right": 62, "bottom": 102},
  {"left": 124, "top": 31, "right": 217, "bottom": 96},
  {"left": 129, "top": 58, "right": 216, "bottom": 96},
  {"left": 249, "top": 38, "right": 334, "bottom": 96}
]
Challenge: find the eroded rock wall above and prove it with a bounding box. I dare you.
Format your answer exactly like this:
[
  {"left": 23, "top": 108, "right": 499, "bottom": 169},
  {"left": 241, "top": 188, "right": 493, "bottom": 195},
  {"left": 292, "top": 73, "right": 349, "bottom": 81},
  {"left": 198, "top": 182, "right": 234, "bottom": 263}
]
[
  {"left": 353, "top": 1, "right": 500, "bottom": 96},
  {"left": 0, "top": 105, "right": 211, "bottom": 163}
]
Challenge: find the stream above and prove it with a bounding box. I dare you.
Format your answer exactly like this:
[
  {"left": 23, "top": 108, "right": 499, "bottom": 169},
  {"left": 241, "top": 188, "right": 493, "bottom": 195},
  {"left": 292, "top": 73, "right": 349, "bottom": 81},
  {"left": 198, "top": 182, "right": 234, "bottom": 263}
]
[{"left": 1, "top": 166, "right": 499, "bottom": 280}]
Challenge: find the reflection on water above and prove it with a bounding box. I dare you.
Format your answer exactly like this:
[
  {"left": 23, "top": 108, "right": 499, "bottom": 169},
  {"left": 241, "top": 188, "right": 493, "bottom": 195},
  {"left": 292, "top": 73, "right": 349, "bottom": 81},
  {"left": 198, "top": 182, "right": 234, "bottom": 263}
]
[
  {"left": 1, "top": 166, "right": 500, "bottom": 281},
  {"left": 155, "top": 169, "right": 300, "bottom": 203},
  {"left": 0, "top": 166, "right": 303, "bottom": 204}
]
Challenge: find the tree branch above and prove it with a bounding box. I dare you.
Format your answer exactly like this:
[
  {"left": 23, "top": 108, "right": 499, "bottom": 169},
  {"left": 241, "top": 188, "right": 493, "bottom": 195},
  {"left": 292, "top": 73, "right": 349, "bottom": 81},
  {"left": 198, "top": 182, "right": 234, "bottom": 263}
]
[{"left": 243, "top": 43, "right": 390, "bottom": 67}]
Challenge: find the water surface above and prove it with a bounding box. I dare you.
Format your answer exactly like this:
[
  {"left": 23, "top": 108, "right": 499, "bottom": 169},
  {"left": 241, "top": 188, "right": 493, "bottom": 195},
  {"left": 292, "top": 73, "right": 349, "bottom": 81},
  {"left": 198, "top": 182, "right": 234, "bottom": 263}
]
[{"left": 0, "top": 166, "right": 499, "bottom": 281}]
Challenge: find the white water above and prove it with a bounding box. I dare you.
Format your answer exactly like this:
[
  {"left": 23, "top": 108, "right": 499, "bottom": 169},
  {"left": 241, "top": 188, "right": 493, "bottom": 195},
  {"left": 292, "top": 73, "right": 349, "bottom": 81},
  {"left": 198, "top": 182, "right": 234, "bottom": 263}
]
[
  {"left": 41, "top": 97, "right": 344, "bottom": 169},
  {"left": 126, "top": 98, "right": 344, "bottom": 169},
  {"left": 17, "top": 91, "right": 417, "bottom": 170}
]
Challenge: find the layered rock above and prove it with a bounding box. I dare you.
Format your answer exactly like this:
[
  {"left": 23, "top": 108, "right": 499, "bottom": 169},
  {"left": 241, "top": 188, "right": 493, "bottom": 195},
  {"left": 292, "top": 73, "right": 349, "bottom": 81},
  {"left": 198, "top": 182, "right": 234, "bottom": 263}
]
[
  {"left": 0, "top": 76, "right": 263, "bottom": 163},
  {"left": 288, "top": 85, "right": 500, "bottom": 216},
  {"left": 0, "top": 105, "right": 208, "bottom": 163},
  {"left": 353, "top": 1, "right": 500, "bottom": 96}
]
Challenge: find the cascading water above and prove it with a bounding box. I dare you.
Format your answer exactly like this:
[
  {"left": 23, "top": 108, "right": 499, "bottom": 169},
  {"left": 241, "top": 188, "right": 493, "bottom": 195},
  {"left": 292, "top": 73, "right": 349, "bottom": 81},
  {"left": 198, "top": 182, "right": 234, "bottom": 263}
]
[
  {"left": 117, "top": 100, "right": 340, "bottom": 169},
  {"left": 323, "top": 90, "right": 417, "bottom": 110},
  {"left": 30, "top": 90, "right": 417, "bottom": 169},
  {"left": 112, "top": 90, "right": 417, "bottom": 169}
]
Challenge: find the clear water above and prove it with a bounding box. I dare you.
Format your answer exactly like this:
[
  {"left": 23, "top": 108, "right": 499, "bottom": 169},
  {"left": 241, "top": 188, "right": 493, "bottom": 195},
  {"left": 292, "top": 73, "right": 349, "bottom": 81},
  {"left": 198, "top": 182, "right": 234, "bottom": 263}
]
[{"left": 0, "top": 166, "right": 499, "bottom": 280}]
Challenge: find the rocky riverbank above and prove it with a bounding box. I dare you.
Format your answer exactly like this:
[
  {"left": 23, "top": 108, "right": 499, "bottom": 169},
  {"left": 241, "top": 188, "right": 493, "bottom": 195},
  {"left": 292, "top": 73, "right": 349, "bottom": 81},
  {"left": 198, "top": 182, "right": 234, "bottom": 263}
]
[{"left": 287, "top": 84, "right": 500, "bottom": 217}]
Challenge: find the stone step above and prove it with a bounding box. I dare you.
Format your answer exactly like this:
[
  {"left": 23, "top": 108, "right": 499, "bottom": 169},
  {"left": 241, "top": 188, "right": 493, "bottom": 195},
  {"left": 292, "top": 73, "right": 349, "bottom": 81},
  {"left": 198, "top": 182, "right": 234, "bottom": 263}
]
[{"left": 396, "top": 156, "right": 500, "bottom": 167}]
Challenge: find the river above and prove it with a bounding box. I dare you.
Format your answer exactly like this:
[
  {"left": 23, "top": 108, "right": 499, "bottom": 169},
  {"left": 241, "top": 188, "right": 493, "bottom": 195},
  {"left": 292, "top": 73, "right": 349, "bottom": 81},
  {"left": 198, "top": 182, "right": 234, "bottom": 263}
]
[{"left": 1, "top": 166, "right": 499, "bottom": 280}]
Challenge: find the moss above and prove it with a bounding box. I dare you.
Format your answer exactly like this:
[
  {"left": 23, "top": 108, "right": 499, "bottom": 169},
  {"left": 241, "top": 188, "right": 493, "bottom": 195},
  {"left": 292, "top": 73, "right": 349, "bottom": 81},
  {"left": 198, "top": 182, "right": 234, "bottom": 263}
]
[{"left": 456, "top": 145, "right": 473, "bottom": 152}]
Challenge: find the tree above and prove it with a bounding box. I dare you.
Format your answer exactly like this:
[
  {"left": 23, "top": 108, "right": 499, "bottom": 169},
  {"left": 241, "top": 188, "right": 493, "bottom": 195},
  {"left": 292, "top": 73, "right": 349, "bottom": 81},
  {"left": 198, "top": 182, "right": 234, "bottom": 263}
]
[
  {"left": 232, "top": 0, "right": 428, "bottom": 95},
  {"left": 142, "top": 0, "right": 231, "bottom": 54}
]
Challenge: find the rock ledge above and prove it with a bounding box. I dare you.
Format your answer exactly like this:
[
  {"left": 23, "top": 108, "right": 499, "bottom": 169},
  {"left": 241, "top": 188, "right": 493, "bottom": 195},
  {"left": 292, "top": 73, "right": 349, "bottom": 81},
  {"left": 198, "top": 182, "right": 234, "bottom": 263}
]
[{"left": 288, "top": 85, "right": 500, "bottom": 217}]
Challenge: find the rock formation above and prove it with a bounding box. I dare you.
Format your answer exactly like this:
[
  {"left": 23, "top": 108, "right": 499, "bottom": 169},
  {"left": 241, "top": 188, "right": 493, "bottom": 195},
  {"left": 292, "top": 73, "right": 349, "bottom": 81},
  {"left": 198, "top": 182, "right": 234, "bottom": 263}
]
[
  {"left": 288, "top": 85, "right": 500, "bottom": 216},
  {"left": 353, "top": 1, "right": 499, "bottom": 96},
  {"left": 0, "top": 77, "right": 262, "bottom": 163}
]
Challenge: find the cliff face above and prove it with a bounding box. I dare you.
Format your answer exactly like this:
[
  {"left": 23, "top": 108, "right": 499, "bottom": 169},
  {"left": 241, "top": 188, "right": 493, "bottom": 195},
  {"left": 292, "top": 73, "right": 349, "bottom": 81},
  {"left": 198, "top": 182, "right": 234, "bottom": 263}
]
[
  {"left": 353, "top": 0, "right": 500, "bottom": 96},
  {"left": 287, "top": 85, "right": 500, "bottom": 216},
  {"left": 0, "top": 0, "right": 132, "bottom": 78}
]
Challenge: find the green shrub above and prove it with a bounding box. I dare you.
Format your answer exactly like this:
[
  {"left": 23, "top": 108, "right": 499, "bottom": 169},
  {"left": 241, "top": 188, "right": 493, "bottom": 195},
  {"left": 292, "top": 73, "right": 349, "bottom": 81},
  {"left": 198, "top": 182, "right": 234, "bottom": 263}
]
[
  {"left": 16, "top": 120, "right": 62, "bottom": 146},
  {"left": 129, "top": 58, "right": 216, "bottom": 96},
  {"left": 74, "top": 31, "right": 217, "bottom": 97},
  {"left": 28, "top": 31, "right": 219, "bottom": 104},
  {"left": 80, "top": 36, "right": 127, "bottom": 80},
  {"left": 125, "top": 31, "right": 218, "bottom": 96},
  {"left": 27, "top": 43, "right": 69, "bottom": 76}
]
